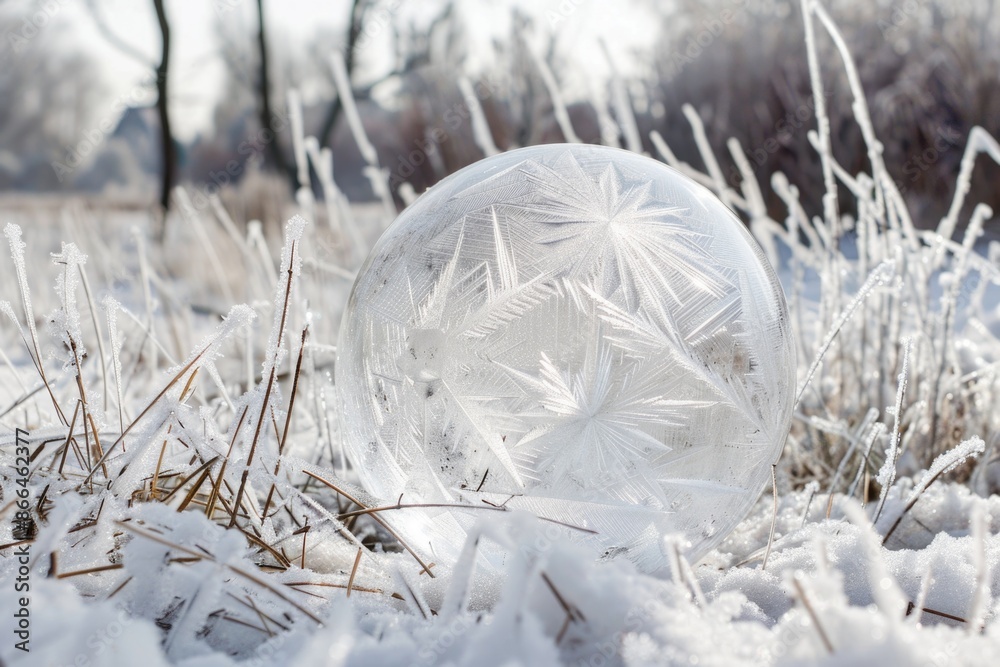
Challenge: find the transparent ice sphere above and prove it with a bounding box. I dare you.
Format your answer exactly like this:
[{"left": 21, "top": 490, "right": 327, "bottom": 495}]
[{"left": 336, "top": 144, "right": 795, "bottom": 571}]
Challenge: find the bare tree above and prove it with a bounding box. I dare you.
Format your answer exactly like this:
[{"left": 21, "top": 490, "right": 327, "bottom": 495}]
[
  {"left": 85, "top": 0, "right": 175, "bottom": 213},
  {"left": 255, "top": 0, "right": 291, "bottom": 179},
  {"left": 152, "top": 0, "right": 174, "bottom": 213}
]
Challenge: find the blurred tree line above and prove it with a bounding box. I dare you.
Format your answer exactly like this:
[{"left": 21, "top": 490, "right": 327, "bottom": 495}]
[{"left": 2, "top": 0, "right": 999, "bottom": 229}]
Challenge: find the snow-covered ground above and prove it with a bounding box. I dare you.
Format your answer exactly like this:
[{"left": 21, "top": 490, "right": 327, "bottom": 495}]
[{"left": 1, "top": 479, "right": 997, "bottom": 666}]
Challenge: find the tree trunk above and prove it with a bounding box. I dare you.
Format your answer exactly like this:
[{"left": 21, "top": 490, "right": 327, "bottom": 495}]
[
  {"left": 153, "top": 0, "right": 174, "bottom": 214},
  {"left": 256, "top": 0, "right": 291, "bottom": 179}
]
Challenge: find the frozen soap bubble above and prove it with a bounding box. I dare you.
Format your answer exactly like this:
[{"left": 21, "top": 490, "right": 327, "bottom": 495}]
[{"left": 336, "top": 144, "right": 795, "bottom": 571}]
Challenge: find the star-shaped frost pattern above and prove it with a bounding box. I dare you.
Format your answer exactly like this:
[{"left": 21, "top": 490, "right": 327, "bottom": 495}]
[{"left": 336, "top": 144, "right": 796, "bottom": 571}]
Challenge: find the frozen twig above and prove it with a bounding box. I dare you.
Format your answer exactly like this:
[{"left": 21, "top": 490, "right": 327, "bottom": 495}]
[
  {"left": 873, "top": 337, "right": 911, "bottom": 525},
  {"left": 882, "top": 437, "right": 985, "bottom": 544},
  {"left": 531, "top": 50, "right": 581, "bottom": 144},
  {"left": 458, "top": 77, "right": 500, "bottom": 157},
  {"left": 794, "top": 260, "right": 896, "bottom": 409},
  {"left": 937, "top": 126, "right": 1000, "bottom": 245}
]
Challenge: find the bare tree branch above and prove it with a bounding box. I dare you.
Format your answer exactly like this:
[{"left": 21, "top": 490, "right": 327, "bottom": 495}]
[
  {"left": 84, "top": 0, "right": 156, "bottom": 67},
  {"left": 256, "top": 0, "right": 292, "bottom": 180},
  {"left": 152, "top": 0, "right": 175, "bottom": 214}
]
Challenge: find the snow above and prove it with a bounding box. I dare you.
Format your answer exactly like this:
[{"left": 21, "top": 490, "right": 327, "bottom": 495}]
[{"left": 0, "top": 350, "right": 998, "bottom": 667}]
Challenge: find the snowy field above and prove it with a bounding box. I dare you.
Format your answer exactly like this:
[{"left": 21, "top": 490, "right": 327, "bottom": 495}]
[{"left": 2, "top": 3, "right": 1000, "bottom": 667}]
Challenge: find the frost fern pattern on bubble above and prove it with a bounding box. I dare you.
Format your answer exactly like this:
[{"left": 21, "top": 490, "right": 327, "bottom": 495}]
[{"left": 337, "top": 144, "right": 795, "bottom": 569}]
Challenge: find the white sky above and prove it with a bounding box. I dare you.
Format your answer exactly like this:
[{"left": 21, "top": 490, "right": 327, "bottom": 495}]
[{"left": 55, "top": 0, "right": 659, "bottom": 141}]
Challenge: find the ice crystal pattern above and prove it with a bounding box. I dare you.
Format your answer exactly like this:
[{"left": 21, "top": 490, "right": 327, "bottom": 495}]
[{"left": 336, "top": 145, "right": 795, "bottom": 571}]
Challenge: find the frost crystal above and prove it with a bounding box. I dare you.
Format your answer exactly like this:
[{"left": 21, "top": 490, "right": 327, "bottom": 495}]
[{"left": 336, "top": 145, "right": 795, "bottom": 571}]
